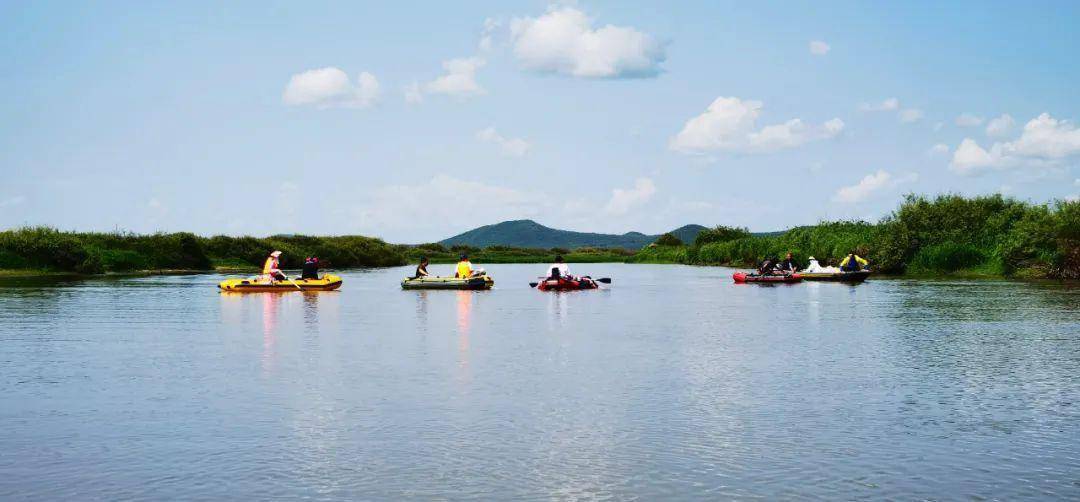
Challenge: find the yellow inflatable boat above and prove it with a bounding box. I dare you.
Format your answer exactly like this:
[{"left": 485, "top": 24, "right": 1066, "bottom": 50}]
[{"left": 218, "top": 274, "right": 343, "bottom": 292}]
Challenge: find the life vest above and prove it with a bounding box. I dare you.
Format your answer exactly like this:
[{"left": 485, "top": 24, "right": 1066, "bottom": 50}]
[
  {"left": 455, "top": 260, "right": 472, "bottom": 278},
  {"left": 841, "top": 255, "right": 865, "bottom": 271},
  {"left": 262, "top": 256, "right": 279, "bottom": 274}
]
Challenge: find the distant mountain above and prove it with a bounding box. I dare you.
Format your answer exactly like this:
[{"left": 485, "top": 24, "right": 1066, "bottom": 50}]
[{"left": 439, "top": 220, "right": 709, "bottom": 250}]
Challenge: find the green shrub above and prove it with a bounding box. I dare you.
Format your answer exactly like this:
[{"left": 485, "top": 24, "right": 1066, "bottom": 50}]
[
  {"left": 694, "top": 225, "right": 750, "bottom": 247},
  {"left": 0, "top": 227, "right": 92, "bottom": 271},
  {"left": 907, "top": 243, "right": 988, "bottom": 273},
  {"left": 654, "top": 233, "right": 683, "bottom": 247}
]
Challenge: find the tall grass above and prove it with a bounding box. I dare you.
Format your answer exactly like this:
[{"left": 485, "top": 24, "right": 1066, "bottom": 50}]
[
  {"left": 682, "top": 195, "right": 1079, "bottom": 279},
  {"left": 0, "top": 228, "right": 405, "bottom": 273},
  {"left": 2, "top": 195, "right": 1076, "bottom": 278}
]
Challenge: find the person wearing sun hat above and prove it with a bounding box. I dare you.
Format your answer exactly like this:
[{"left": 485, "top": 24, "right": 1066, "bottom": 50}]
[{"left": 262, "top": 250, "right": 286, "bottom": 282}]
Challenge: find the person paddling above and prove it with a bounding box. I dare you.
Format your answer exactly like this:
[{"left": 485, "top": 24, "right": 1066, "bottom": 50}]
[
  {"left": 758, "top": 256, "right": 778, "bottom": 275},
  {"left": 301, "top": 256, "right": 320, "bottom": 280},
  {"left": 544, "top": 255, "right": 570, "bottom": 280},
  {"left": 778, "top": 252, "right": 799, "bottom": 274},
  {"left": 413, "top": 256, "right": 430, "bottom": 279},
  {"left": 840, "top": 250, "right": 869, "bottom": 272},
  {"left": 262, "top": 250, "right": 286, "bottom": 283}
]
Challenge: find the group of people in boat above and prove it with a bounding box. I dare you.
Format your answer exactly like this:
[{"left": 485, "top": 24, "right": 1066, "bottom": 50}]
[
  {"left": 261, "top": 248, "right": 866, "bottom": 284},
  {"left": 261, "top": 251, "right": 323, "bottom": 283},
  {"left": 411, "top": 254, "right": 487, "bottom": 280},
  {"left": 410, "top": 254, "right": 580, "bottom": 282},
  {"left": 757, "top": 250, "right": 868, "bottom": 276}
]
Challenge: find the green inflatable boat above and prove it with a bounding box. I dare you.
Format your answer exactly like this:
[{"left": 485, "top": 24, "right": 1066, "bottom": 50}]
[{"left": 400, "top": 275, "right": 494, "bottom": 290}]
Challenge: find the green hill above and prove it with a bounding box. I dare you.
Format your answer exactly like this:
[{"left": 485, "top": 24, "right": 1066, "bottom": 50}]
[{"left": 439, "top": 220, "right": 708, "bottom": 250}]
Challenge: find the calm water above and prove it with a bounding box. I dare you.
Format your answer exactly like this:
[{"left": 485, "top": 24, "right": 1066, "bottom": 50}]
[{"left": 2, "top": 264, "right": 1079, "bottom": 500}]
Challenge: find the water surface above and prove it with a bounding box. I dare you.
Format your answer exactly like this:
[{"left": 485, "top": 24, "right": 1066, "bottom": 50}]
[{"left": 2, "top": 264, "right": 1078, "bottom": 499}]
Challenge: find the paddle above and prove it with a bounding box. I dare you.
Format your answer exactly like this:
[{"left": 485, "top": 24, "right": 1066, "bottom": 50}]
[{"left": 284, "top": 275, "right": 303, "bottom": 291}]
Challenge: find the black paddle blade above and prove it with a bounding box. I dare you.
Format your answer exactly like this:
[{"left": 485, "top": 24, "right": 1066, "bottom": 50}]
[
  {"left": 529, "top": 282, "right": 539, "bottom": 288},
  {"left": 596, "top": 277, "right": 612, "bottom": 284}
]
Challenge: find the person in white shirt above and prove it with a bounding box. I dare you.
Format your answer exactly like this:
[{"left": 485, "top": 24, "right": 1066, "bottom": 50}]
[
  {"left": 545, "top": 255, "right": 570, "bottom": 280},
  {"left": 804, "top": 256, "right": 839, "bottom": 273}
]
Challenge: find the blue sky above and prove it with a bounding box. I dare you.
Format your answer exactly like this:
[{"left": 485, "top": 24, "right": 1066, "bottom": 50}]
[{"left": 2, "top": 1, "right": 1078, "bottom": 242}]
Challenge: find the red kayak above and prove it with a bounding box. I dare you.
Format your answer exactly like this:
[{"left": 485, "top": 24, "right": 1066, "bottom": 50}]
[
  {"left": 537, "top": 276, "right": 601, "bottom": 291},
  {"left": 733, "top": 272, "right": 802, "bottom": 284}
]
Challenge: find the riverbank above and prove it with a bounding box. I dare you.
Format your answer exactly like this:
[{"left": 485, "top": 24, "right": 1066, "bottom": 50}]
[
  {"left": 0, "top": 228, "right": 405, "bottom": 275},
  {"left": 633, "top": 194, "right": 1079, "bottom": 280},
  {"left": 2, "top": 194, "right": 1076, "bottom": 280}
]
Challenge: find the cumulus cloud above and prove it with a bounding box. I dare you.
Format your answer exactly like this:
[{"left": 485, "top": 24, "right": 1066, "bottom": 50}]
[
  {"left": 509, "top": 6, "right": 666, "bottom": 78},
  {"left": 479, "top": 17, "right": 500, "bottom": 52},
  {"left": 424, "top": 57, "right": 486, "bottom": 99},
  {"left": 476, "top": 127, "right": 531, "bottom": 157},
  {"left": 899, "top": 108, "right": 924, "bottom": 123},
  {"left": 955, "top": 113, "right": 984, "bottom": 127},
  {"left": 604, "top": 178, "right": 656, "bottom": 215},
  {"left": 859, "top": 98, "right": 900, "bottom": 112},
  {"left": 928, "top": 143, "right": 950, "bottom": 156},
  {"left": 282, "top": 67, "right": 380, "bottom": 109},
  {"left": 832, "top": 170, "right": 918, "bottom": 203},
  {"left": 950, "top": 113, "right": 1080, "bottom": 175},
  {"left": 985, "top": 114, "right": 1015, "bottom": 138},
  {"left": 669, "top": 97, "right": 844, "bottom": 155},
  {"left": 809, "top": 40, "right": 830, "bottom": 55}
]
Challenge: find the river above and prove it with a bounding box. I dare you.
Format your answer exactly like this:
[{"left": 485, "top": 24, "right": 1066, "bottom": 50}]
[{"left": 1, "top": 264, "right": 1078, "bottom": 499}]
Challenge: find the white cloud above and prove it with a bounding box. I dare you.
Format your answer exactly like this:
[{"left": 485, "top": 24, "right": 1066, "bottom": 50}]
[
  {"left": 985, "top": 114, "right": 1015, "bottom": 138},
  {"left": 509, "top": 6, "right": 666, "bottom": 78},
  {"left": 476, "top": 127, "right": 531, "bottom": 157},
  {"left": 282, "top": 67, "right": 380, "bottom": 109},
  {"left": 859, "top": 98, "right": 900, "bottom": 112},
  {"left": 604, "top": 178, "right": 656, "bottom": 215},
  {"left": 0, "top": 195, "right": 26, "bottom": 208},
  {"left": 669, "top": 97, "right": 843, "bottom": 155},
  {"left": 955, "top": 113, "right": 984, "bottom": 127},
  {"left": 928, "top": 143, "right": 950, "bottom": 156},
  {"left": 809, "top": 40, "right": 830, "bottom": 55},
  {"left": 832, "top": 170, "right": 917, "bottom": 203},
  {"left": 1009, "top": 113, "right": 1080, "bottom": 158},
  {"left": 479, "top": 17, "right": 500, "bottom": 52},
  {"left": 424, "top": 57, "right": 486, "bottom": 99},
  {"left": 950, "top": 138, "right": 1006, "bottom": 175},
  {"left": 899, "top": 108, "right": 924, "bottom": 123},
  {"left": 950, "top": 113, "right": 1080, "bottom": 175}
]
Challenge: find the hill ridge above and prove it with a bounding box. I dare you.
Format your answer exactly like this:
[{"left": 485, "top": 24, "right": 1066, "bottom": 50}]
[{"left": 439, "top": 220, "right": 708, "bottom": 250}]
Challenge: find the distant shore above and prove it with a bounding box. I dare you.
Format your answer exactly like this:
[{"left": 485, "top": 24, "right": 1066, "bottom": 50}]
[{"left": 1, "top": 194, "right": 1076, "bottom": 280}]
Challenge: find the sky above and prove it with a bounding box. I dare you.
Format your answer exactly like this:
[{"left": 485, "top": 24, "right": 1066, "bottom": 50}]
[{"left": 2, "top": 0, "right": 1079, "bottom": 243}]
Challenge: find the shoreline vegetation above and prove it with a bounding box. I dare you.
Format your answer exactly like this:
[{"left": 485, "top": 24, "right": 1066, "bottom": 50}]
[{"left": 1, "top": 194, "right": 1076, "bottom": 280}]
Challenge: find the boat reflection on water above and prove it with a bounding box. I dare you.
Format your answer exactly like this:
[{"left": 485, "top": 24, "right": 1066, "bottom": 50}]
[
  {"left": 261, "top": 293, "right": 281, "bottom": 374},
  {"left": 456, "top": 291, "right": 473, "bottom": 383},
  {"left": 546, "top": 289, "right": 569, "bottom": 330}
]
